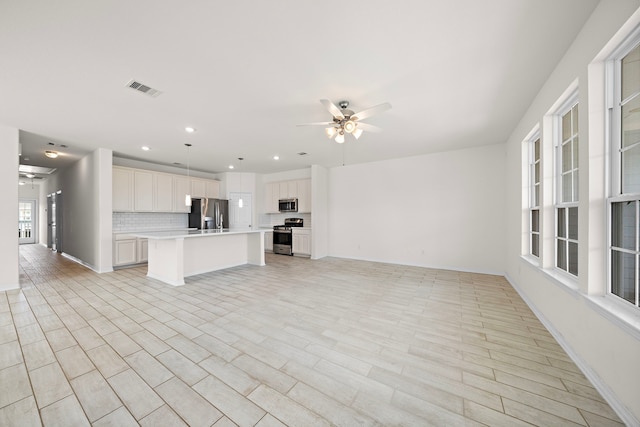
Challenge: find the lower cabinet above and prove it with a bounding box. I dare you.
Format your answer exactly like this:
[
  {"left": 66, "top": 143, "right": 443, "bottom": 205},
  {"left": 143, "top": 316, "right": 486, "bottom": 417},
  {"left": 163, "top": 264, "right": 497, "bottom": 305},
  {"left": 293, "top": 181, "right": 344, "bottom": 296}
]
[
  {"left": 264, "top": 231, "right": 273, "bottom": 252},
  {"left": 113, "top": 234, "right": 148, "bottom": 267},
  {"left": 113, "top": 238, "right": 137, "bottom": 266},
  {"left": 292, "top": 229, "right": 311, "bottom": 256},
  {"left": 137, "top": 238, "right": 148, "bottom": 262}
]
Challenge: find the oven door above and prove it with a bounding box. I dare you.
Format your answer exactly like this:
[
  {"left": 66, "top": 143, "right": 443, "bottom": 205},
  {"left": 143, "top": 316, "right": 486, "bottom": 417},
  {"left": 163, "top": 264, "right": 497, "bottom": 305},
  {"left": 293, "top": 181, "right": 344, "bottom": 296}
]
[{"left": 273, "top": 230, "right": 292, "bottom": 255}]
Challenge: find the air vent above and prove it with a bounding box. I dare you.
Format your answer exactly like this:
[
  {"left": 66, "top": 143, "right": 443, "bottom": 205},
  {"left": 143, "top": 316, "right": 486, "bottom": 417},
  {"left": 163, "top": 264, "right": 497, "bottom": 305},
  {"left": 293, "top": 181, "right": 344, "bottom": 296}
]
[{"left": 126, "top": 79, "right": 162, "bottom": 97}]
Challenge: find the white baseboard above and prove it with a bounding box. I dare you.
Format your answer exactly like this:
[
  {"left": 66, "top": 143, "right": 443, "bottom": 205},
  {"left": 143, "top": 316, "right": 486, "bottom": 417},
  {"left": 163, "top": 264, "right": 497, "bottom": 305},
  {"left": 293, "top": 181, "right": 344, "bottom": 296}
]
[{"left": 505, "top": 273, "right": 639, "bottom": 427}]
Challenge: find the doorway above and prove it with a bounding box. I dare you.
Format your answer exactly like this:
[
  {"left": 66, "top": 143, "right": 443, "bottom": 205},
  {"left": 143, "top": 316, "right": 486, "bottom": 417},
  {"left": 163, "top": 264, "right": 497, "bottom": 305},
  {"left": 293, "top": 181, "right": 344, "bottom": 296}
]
[
  {"left": 18, "top": 200, "right": 36, "bottom": 244},
  {"left": 229, "top": 192, "right": 252, "bottom": 229}
]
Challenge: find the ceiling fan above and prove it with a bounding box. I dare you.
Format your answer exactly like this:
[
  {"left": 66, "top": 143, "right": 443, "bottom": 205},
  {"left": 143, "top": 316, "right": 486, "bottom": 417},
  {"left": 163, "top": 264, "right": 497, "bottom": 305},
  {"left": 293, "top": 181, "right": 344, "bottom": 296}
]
[{"left": 298, "top": 99, "right": 392, "bottom": 143}]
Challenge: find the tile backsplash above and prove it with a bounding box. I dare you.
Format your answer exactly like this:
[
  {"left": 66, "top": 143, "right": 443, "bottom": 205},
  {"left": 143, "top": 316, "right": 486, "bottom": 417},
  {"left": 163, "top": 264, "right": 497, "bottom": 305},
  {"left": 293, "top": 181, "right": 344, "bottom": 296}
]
[
  {"left": 113, "top": 212, "right": 188, "bottom": 232},
  {"left": 259, "top": 213, "right": 312, "bottom": 228}
]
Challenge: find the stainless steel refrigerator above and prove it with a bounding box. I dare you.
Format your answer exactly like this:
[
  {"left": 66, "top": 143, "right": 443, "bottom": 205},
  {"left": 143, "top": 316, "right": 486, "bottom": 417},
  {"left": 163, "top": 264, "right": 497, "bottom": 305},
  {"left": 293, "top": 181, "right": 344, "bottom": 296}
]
[{"left": 188, "top": 198, "right": 229, "bottom": 230}]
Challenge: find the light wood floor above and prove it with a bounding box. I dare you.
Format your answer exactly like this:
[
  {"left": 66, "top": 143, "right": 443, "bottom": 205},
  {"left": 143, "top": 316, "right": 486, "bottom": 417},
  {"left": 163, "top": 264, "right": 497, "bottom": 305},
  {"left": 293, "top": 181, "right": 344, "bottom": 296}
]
[{"left": 1, "top": 244, "right": 623, "bottom": 426}]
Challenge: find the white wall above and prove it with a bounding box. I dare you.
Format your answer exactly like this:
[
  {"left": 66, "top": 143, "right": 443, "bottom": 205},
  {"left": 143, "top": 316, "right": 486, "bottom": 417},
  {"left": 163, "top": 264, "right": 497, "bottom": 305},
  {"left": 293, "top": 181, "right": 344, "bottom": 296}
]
[
  {"left": 95, "top": 148, "right": 113, "bottom": 273},
  {"left": 328, "top": 144, "right": 506, "bottom": 274},
  {"left": 504, "top": 1, "right": 640, "bottom": 424},
  {"left": 43, "top": 148, "right": 113, "bottom": 273},
  {"left": 18, "top": 182, "right": 39, "bottom": 199},
  {"left": 311, "top": 165, "right": 329, "bottom": 259},
  {"left": 0, "top": 123, "right": 19, "bottom": 291}
]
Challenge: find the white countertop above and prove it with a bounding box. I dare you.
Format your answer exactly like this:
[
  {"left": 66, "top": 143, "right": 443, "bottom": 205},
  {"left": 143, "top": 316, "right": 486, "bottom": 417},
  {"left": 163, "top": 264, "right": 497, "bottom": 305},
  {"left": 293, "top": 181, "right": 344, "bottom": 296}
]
[
  {"left": 131, "top": 228, "right": 264, "bottom": 240},
  {"left": 114, "top": 228, "right": 197, "bottom": 234}
]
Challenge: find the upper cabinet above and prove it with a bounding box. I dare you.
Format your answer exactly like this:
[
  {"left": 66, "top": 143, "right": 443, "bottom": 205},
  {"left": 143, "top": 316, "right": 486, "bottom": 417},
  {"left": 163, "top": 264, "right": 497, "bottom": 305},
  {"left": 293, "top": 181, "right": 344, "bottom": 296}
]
[
  {"left": 113, "top": 166, "right": 220, "bottom": 213},
  {"left": 153, "top": 172, "right": 174, "bottom": 212},
  {"left": 113, "top": 167, "right": 134, "bottom": 211},
  {"left": 172, "top": 175, "right": 191, "bottom": 213},
  {"left": 264, "top": 183, "right": 278, "bottom": 213},
  {"left": 191, "top": 178, "right": 220, "bottom": 199},
  {"left": 205, "top": 180, "right": 220, "bottom": 199},
  {"left": 264, "top": 178, "right": 311, "bottom": 213},
  {"left": 297, "top": 179, "right": 312, "bottom": 213},
  {"left": 134, "top": 170, "right": 153, "bottom": 211},
  {"left": 190, "top": 178, "right": 207, "bottom": 199}
]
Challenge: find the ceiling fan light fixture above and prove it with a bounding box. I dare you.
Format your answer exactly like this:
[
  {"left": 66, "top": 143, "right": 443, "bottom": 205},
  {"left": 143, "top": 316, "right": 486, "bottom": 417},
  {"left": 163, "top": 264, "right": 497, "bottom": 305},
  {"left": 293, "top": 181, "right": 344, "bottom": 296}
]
[
  {"left": 353, "top": 128, "right": 364, "bottom": 139},
  {"left": 45, "top": 150, "right": 59, "bottom": 158},
  {"left": 343, "top": 120, "right": 356, "bottom": 133},
  {"left": 335, "top": 132, "right": 345, "bottom": 144},
  {"left": 325, "top": 127, "right": 338, "bottom": 138}
]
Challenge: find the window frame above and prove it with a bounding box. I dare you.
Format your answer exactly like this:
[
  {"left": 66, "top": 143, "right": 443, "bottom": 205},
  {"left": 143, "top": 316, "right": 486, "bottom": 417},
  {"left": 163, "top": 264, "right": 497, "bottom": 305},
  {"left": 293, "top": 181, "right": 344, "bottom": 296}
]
[
  {"left": 528, "top": 132, "right": 541, "bottom": 259},
  {"left": 608, "top": 38, "right": 640, "bottom": 309},
  {"left": 554, "top": 96, "right": 579, "bottom": 277}
]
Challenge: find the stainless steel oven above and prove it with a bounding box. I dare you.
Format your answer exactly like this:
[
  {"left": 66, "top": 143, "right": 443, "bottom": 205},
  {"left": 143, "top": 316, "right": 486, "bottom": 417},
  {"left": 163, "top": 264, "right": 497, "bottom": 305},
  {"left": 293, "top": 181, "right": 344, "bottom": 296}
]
[{"left": 273, "top": 218, "right": 303, "bottom": 255}]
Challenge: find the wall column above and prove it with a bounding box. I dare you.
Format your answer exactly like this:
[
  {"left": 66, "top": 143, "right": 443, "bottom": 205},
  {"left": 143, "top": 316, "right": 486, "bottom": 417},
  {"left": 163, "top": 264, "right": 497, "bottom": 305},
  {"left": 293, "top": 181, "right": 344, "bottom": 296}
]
[{"left": 0, "top": 124, "right": 20, "bottom": 291}]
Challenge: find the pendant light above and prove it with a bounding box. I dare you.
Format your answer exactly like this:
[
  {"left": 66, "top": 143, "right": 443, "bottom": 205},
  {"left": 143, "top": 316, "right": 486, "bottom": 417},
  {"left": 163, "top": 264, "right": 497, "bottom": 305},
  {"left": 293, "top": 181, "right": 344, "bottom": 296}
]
[
  {"left": 185, "top": 143, "right": 192, "bottom": 207},
  {"left": 238, "top": 157, "right": 244, "bottom": 208}
]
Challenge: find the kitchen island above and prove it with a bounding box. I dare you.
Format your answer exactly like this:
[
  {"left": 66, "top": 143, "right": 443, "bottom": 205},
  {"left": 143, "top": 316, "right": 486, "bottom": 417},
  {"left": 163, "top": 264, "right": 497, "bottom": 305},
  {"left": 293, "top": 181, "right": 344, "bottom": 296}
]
[{"left": 131, "top": 229, "right": 265, "bottom": 286}]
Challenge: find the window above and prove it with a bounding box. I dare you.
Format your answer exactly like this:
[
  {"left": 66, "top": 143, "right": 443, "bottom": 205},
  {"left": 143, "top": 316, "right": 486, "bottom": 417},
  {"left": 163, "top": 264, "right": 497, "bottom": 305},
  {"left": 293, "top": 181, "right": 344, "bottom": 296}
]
[
  {"left": 529, "top": 136, "right": 541, "bottom": 257},
  {"left": 609, "top": 41, "right": 640, "bottom": 308},
  {"left": 556, "top": 102, "right": 579, "bottom": 276}
]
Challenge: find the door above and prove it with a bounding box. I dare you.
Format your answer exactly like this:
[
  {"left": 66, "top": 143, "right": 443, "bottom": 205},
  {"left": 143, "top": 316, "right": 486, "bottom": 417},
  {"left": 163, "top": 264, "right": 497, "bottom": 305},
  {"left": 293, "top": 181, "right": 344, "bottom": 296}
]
[
  {"left": 229, "top": 192, "right": 252, "bottom": 229},
  {"left": 18, "top": 200, "right": 36, "bottom": 244},
  {"left": 47, "top": 191, "right": 63, "bottom": 252},
  {"left": 47, "top": 194, "right": 53, "bottom": 249}
]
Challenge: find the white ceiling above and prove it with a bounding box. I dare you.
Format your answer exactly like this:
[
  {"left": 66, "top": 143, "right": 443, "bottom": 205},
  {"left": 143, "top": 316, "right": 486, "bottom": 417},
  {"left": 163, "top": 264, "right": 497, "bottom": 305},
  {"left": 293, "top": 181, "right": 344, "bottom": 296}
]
[{"left": 2, "top": 0, "right": 598, "bottom": 176}]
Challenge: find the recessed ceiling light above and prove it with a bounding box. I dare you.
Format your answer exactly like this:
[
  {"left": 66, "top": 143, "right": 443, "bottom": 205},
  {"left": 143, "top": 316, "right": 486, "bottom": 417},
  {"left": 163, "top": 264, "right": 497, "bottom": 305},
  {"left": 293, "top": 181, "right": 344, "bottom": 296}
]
[
  {"left": 25, "top": 173, "right": 35, "bottom": 178},
  {"left": 273, "top": 155, "right": 279, "bottom": 160},
  {"left": 229, "top": 165, "right": 234, "bottom": 169},
  {"left": 45, "top": 150, "right": 59, "bottom": 158},
  {"left": 185, "top": 127, "right": 196, "bottom": 133},
  {"left": 19, "top": 182, "right": 25, "bottom": 186},
  {"left": 141, "top": 146, "right": 150, "bottom": 151}
]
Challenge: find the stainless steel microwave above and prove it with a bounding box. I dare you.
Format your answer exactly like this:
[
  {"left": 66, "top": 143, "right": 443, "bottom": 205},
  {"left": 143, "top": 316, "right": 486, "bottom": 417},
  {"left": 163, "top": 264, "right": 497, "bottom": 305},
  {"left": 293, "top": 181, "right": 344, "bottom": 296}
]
[{"left": 278, "top": 198, "right": 298, "bottom": 213}]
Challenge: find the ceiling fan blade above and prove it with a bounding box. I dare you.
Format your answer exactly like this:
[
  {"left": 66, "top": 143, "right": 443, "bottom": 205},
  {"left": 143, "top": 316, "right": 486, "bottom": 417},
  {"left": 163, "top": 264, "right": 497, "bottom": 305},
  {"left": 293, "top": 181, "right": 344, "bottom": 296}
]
[
  {"left": 351, "top": 102, "right": 392, "bottom": 121},
  {"left": 296, "top": 121, "right": 337, "bottom": 127},
  {"left": 320, "top": 99, "right": 344, "bottom": 119},
  {"left": 355, "top": 122, "right": 382, "bottom": 133}
]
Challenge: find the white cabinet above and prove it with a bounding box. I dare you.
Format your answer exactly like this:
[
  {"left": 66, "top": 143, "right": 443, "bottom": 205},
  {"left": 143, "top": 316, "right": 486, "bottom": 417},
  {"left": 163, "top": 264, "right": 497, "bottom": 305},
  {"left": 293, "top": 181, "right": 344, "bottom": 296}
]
[
  {"left": 279, "top": 181, "right": 289, "bottom": 198},
  {"left": 113, "top": 167, "right": 134, "bottom": 212},
  {"left": 113, "top": 166, "right": 220, "bottom": 213},
  {"left": 153, "top": 172, "right": 174, "bottom": 212},
  {"left": 205, "top": 180, "right": 220, "bottom": 199},
  {"left": 191, "top": 178, "right": 220, "bottom": 199},
  {"left": 264, "top": 231, "right": 273, "bottom": 252},
  {"left": 113, "top": 234, "right": 148, "bottom": 266},
  {"left": 297, "top": 179, "right": 311, "bottom": 213},
  {"left": 264, "top": 182, "right": 279, "bottom": 213},
  {"left": 264, "top": 179, "right": 311, "bottom": 214},
  {"left": 173, "top": 175, "right": 191, "bottom": 213},
  {"left": 137, "top": 238, "right": 148, "bottom": 262},
  {"left": 292, "top": 228, "right": 311, "bottom": 256},
  {"left": 286, "top": 181, "right": 297, "bottom": 198},
  {"left": 134, "top": 170, "right": 153, "bottom": 211},
  {"left": 114, "top": 239, "right": 137, "bottom": 265},
  {"left": 190, "top": 178, "right": 207, "bottom": 198}
]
